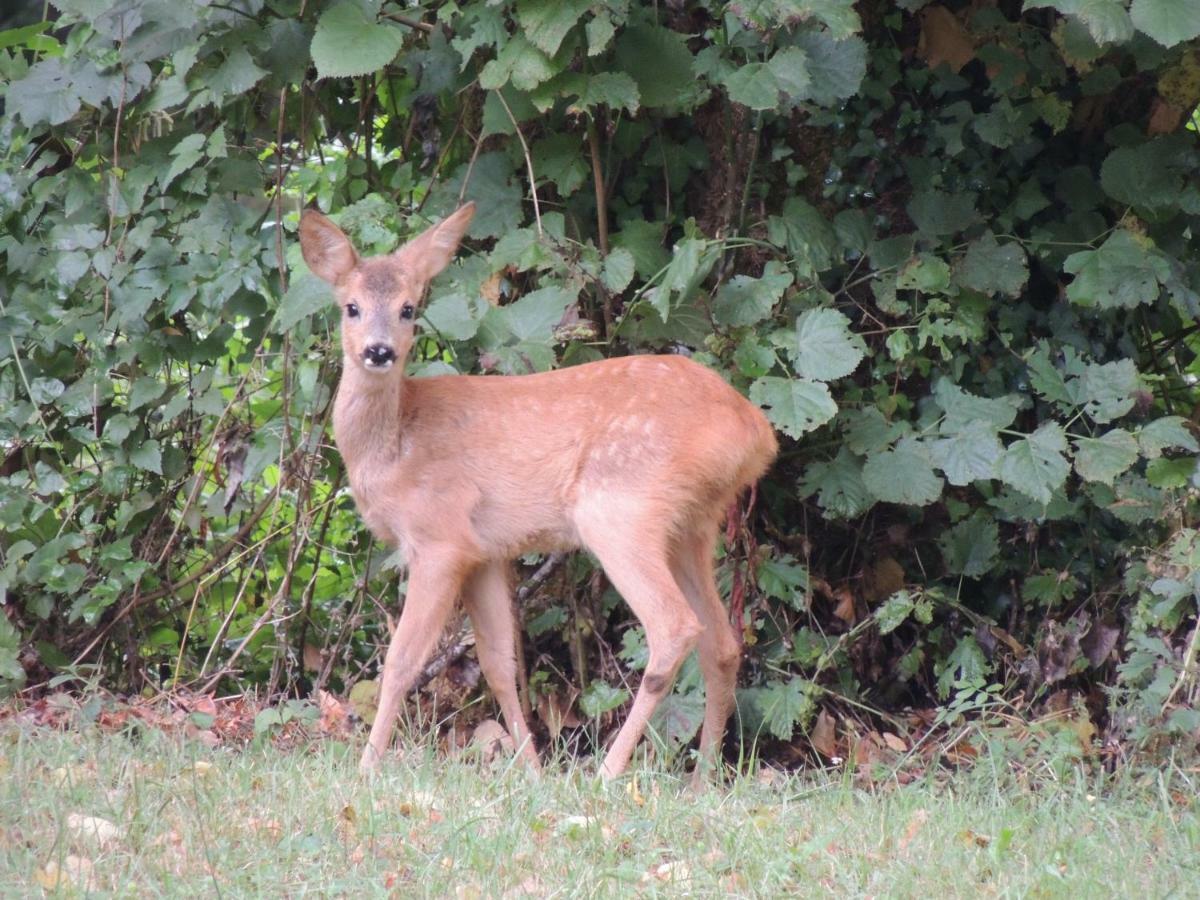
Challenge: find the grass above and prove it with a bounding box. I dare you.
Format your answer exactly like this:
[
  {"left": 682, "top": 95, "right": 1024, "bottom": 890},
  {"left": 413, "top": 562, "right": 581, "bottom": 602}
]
[{"left": 1, "top": 717, "right": 1197, "bottom": 897}]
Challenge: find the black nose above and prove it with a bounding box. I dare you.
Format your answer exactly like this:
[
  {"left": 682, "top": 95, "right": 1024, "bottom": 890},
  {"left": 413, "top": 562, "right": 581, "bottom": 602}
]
[{"left": 363, "top": 344, "right": 396, "bottom": 367}]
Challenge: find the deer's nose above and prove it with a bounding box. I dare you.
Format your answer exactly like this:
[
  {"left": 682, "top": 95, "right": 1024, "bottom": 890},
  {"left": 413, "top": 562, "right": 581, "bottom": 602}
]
[{"left": 363, "top": 344, "right": 396, "bottom": 367}]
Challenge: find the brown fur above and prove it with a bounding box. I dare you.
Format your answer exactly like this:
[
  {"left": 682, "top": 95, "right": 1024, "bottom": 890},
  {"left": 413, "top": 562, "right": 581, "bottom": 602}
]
[{"left": 299, "top": 204, "right": 778, "bottom": 782}]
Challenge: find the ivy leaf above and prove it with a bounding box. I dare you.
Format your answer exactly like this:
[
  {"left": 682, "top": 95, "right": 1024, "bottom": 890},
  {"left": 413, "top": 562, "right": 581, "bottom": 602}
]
[
  {"left": 862, "top": 439, "right": 944, "bottom": 506},
  {"left": 801, "top": 448, "right": 874, "bottom": 519},
  {"left": 1130, "top": 0, "right": 1200, "bottom": 47},
  {"left": 1137, "top": 416, "right": 1199, "bottom": 459},
  {"left": 1079, "top": 359, "right": 1139, "bottom": 423},
  {"left": 713, "top": 262, "right": 792, "bottom": 327},
  {"left": 939, "top": 512, "right": 1000, "bottom": 577},
  {"left": 516, "top": 0, "right": 590, "bottom": 56},
  {"left": 1073, "top": 428, "right": 1139, "bottom": 485},
  {"left": 749, "top": 376, "right": 838, "bottom": 439},
  {"left": 997, "top": 423, "right": 1071, "bottom": 504},
  {"left": 929, "top": 420, "right": 1005, "bottom": 486},
  {"left": 791, "top": 31, "right": 867, "bottom": 106},
  {"left": 791, "top": 308, "right": 866, "bottom": 381},
  {"left": 310, "top": 3, "right": 404, "bottom": 79},
  {"left": 601, "top": 248, "right": 636, "bottom": 293},
  {"left": 129, "top": 439, "right": 163, "bottom": 475},
  {"left": 1064, "top": 230, "right": 1170, "bottom": 309},
  {"left": 955, "top": 233, "right": 1029, "bottom": 297}
]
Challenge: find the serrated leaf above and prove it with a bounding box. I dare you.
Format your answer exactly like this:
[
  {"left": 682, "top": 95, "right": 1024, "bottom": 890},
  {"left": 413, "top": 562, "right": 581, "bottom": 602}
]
[
  {"left": 791, "top": 31, "right": 867, "bottom": 106},
  {"left": 586, "top": 11, "right": 616, "bottom": 55},
  {"left": 516, "top": 0, "right": 590, "bottom": 56},
  {"left": 5, "top": 58, "right": 80, "bottom": 126},
  {"left": 907, "top": 190, "right": 977, "bottom": 237},
  {"left": 843, "top": 407, "right": 910, "bottom": 455},
  {"left": 502, "top": 286, "right": 576, "bottom": 341},
  {"left": 129, "top": 439, "right": 162, "bottom": 474},
  {"left": 1025, "top": 0, "right": 1134, "bottom": 44},
  {"left": 791, "top": 308, "right": 866, "bottom": 381},
  {"left": 955, "top": 233, "right": 1029, "bottom": 297},
  {"left": 929, "top": 420, "right": 1004, "bottom": 486},
  {"left": 163, "top": 132, "right": 205, "bottom": 188},
  {"left": 614, "top": 25, "right": 698, "bottom": 110},
  {"left": 939, "top": 512, "right": 1000, "bottom": 577},
  {"left": 1079, "top": 358, "right": 1139, "bottom": 423},
  {"left": 1130, "top": 0, "right": 1200, "bottom": 47},
  {"left": 801, "top": 448, "right": 874, "bottom": 518},
  {"left": 310, "top": 3, "right": 404, "bottom": 80},
  {"left": 862, "top": 439, "right": 944, "bottom": 506},
  {"left": 564, "top": 71, "right": 640, "bottom": 114},
  {"left": 1146, "top": 456, "right": 1198, "bottom": 488},
  {"left": 1101, "top": 143, "right": 1184, "bottom": 209},
  {"left": 896, "top": 253, "right": 952, "bottom": 293},
  {"left": 1074, "top": 428, "right": 1139, "bottom": 484},
  {"left": 479, "top": 34, "right": 555, "bottom": 91},
  {"left": 601, "top": 248, "right": 635, "bottom": 293},
  {"left": 1137, "top": 416, "right": 1199, "bottom": 459},
  {"left": 128, "top": 377, "right": 166, "bottom": 412},
  {"left": 767, "top": 198, "right": 839, "bottom": 272},
  {"left": 713, "top": 262, "right": 792, "bottom": 327},
  {"left": 277, "top": 274, "right": 330, "bottom": 332},
  {"left": 1025, "top": 342, "right": 1074, "bottom": 406},
  {"left": 752, "top": 677, "right": 816, "bottom": 741},
  {"left": 749, "top": 376, "right": 838, "bottom": 439},
  {"left": 997, "top": 423, "right": 1070, "bottom": 504},
  {"left": 933, "top": 379, "right": 1020, "bottom": 430},
  {"left": 531, "top": 133, "right": 588, "bottom": 195},
  {"left": 423, "top": 292, "right": 483, "bottom": 341},
  {"left": 1064, "top": 230, "right": 1170, "bottom": 309},
  {"left": 653, "top": 238, "right": 717, "bottom": 321}
]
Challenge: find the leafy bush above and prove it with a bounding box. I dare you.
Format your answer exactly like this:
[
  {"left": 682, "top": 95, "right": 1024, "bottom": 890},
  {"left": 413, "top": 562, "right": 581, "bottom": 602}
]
[{"left": 1, "top": 0, "right": 1198, "bottom": 758}]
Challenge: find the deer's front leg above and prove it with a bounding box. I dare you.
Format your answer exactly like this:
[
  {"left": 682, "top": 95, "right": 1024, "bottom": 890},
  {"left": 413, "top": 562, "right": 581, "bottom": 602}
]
[{"left": 360, "top": 551, "right": 473, "bottom": 775}]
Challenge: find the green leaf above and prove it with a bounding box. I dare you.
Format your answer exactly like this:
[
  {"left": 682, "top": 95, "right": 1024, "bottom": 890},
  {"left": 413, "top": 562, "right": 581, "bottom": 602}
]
[
  {"left": 936, "top": 636, "right": 989, "bottom": 698},
  {"left": 1101, "top": 143, "right": 1185, "bottom": 209},
  {"left": 613, "top": 25, "right": 699, "bottom": 110},
  {"left": 791, "top": 308, "right": 866, "bottom": 381},
  {"left": 997, "top": 423, "right": 1071, "bottom": 504},
  {"left": 601, "top": 248, "right": 636, "bottom": 293},
  {"left": 1137, "top": 416, "right": 1199, "bottom": 459},
  {"left": 480, "top": 34, "right": 555, "bottom": 91},
  {"left": 207, "top": 46, "right": 266, "bottom": 100},
  {"left": 801, "top": 448, "right": 874, "bottom": 518},
  {"left": 1025, "top": 0, "right": 1134, "bottom": 44},
  {"left": 563, "top": 71, "right": 640, "bottom": 114},
  {"left": 753, "top": 677, "right": 816, "bottom": 741},
  {"left": 1074, "top": 428, "right": 1139, "bottom": 484},
  {"left": 531, "top": 133, "right": 588, "bottom": 196},
  {"left": 5, "top": 58, "right": 79, "bottom": 126},
  {"left": 652, "top": 238, "right": 718, "bottom": 320},
  {"left": 843, "top": 407, "right": 910, "bottom": 455},
  {"left": 516, "top": 0, "right": 591, "bottom": 56},
  {"left": 612, "top": 220, "right": 669, "bottom": 278},
  {"left": 767, "top": 198, "right": 839, "bottom": 272},
  {"left": 933, "top": 380, "right": 1020, "bottom": 430},
  {"left": 586, "top": 11, "right": 616, "bottom": 56},
  {"left": 129, "top": 439, "right": 163, "bottom": 475},
  {"left": 876, "top": 590, "right": 916, "bottom": 635},
  {"left": 1146, "top": 456, "right": 1198, "bottom": 488},
  {"left": 790, "top": 31, "right": 867, "bottom": 106},
  {"left": 502, "top": 286, "right": 576, "bottom": 341},
  {"left": 723, "top": 47, "right": 812, "bottom": 110},
  {"left": 423, "top": 292, "right": 484, "bottom": 342},
  {"left": 1079, "top": 358, "right": 1139, "bottom": 423},
  {"left": 955, "top": 233, "right": 1029, "bottom": 297},
  {"left": 939, "top": 512, "right": 1000, "bottom": 577},
  {"left": 128, "top": 377, "right": 166, "bottom": 412},
  {"left": 310, "top": 3, "right": 404, "bottom": 80},
  {"left": 749, "top": 376, "right": 838, "bottom": 439},
  {"left": 896, "top": 253, "right": 952, "bottom": 293},
  {"left": 929, "top": 420, "right": 1005, "bottom": 486},
  {"left": 580, "top": 680, "right": 629, "bottom": 717},
  {"left": 163, "top": 132, "right": 206, "bottom": 188},
  {"left": 713, "top": 262, "right": 792, "bottom": 327},
  {"left": 907, "top": 190, "right": 977, "bottom": 237},
  {"left": 277, "top": 274, "right": 330, "bottom": 332},
  {"left": 1064, "top": 230, "right": 1170, "bottom": 310},
  {"left": 1130, "top": 0, "right": 1200, "bottom": 47},
  {"left": 862, "top": 439, "right": 944, "bottom": 506}
]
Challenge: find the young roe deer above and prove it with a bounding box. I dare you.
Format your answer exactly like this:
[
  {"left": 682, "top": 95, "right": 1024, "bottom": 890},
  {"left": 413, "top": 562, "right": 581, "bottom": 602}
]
[{"left": 299, "top": 203, "right": 778, "bottom": 781}]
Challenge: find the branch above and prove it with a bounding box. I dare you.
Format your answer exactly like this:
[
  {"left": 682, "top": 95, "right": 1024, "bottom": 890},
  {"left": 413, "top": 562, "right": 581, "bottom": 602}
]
[{"left": 494, "top": 89, "right": 542, "bottom": 236}]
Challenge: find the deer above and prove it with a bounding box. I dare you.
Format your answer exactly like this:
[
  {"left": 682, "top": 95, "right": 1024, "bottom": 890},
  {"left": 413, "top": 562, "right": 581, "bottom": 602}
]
[{"left": 299, "top": 203, "right": 778, "bottom": 783}]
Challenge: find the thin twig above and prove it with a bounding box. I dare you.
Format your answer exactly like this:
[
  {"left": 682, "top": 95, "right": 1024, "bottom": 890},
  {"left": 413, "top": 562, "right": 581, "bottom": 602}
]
[
  {"left": 381, "top": 10, "right": 434, "bottom": 32},
  {"left": 494, "top": 89, "right": 542, "bottom": 236}
]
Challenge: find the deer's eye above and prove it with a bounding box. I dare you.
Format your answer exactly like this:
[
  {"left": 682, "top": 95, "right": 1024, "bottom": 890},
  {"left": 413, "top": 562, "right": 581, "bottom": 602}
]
[
  {"left": 400, "top": 304, "right": 415, "bottom": 321},
  {"left": 345, "top": 303, "right": 360, "bottom": 318}
]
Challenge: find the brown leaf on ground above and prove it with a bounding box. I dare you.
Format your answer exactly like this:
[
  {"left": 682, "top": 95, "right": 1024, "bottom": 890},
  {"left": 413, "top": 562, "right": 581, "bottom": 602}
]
[
  {"left": 899, "top": 808, "right": 929, "bottom": 851},
  {"left": 918, "top": 7, "right": 975, "bottom": 74},
  {"left": 471, "top": 719, "right": 514, "bottom": 762},
  {"left": 832, "top": 587, "right": 857, "bottom": 625},
  {"left": 810, "top": 710, "right": 839, "bottom": 759},
  {"left": 316, "top": 689, "right": 353, "bottom": 735},
  {"left": 536, "top": 689, "right": 581, "bottom": 740}
]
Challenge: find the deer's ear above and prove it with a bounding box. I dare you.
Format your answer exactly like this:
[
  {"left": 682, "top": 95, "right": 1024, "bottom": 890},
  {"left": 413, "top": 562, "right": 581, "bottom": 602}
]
[
  {"left": 300, "top": 211, "right": 359, "bottom": 284},
  {"left": 395, "top": 203, "right": 475, "bottom": 284}
]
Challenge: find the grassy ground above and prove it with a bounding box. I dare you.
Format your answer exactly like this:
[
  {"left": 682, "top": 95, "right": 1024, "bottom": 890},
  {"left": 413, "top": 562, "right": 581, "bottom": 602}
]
[{"left": 1, "top": 719, "right": 1197, "bottom": 898}]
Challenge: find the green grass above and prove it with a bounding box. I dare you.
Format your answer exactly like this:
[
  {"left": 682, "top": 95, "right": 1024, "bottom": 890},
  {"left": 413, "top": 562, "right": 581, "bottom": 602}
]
[{"left": 1, "top": 720, "right": 1197, "bottom": 897}]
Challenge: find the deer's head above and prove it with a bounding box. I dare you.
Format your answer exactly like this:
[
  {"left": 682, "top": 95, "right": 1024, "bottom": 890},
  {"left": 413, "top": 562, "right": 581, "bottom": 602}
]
[{"left": 299, "top": 203, "right": 475, "bottom": 376}]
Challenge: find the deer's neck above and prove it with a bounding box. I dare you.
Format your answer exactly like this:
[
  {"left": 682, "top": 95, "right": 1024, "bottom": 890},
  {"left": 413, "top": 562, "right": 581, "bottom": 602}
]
[{"left": 332, "top": 366, "right": 407, "bottom": 470}]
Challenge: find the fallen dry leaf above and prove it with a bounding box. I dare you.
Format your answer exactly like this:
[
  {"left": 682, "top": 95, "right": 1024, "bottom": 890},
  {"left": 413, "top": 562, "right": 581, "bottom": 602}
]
[
  {"left": 35, "top": 855, "right": 96, "bottom": 892},
  {"left": 65, "top": 813, "right": 123, "bottom": 848},
  {"left": 471, "top": 719, "right": 514, "bottom": 762},
  {"left": 810, "top": 710, "right": 839, "bottom": 759},
  {"left": 882, "top": 732, "right": 908, "bottom": 753},
  {"left": 918, "top": 6, "right": 975, "bottom": 73}
]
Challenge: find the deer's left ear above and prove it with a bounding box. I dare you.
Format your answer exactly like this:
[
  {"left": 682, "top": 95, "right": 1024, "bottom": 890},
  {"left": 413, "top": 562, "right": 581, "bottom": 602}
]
[
  {"left": 300, "top": 210, "right": 359, "bottom": 285},
  {"left": 395, "top": 203, "right": 475, "bottom": 284}
]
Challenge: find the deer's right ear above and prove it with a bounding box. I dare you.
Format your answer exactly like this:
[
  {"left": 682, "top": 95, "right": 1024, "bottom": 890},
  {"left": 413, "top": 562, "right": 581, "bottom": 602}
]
[{"left": 300, "top": 210, "right": 358, "bottom": 284}]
